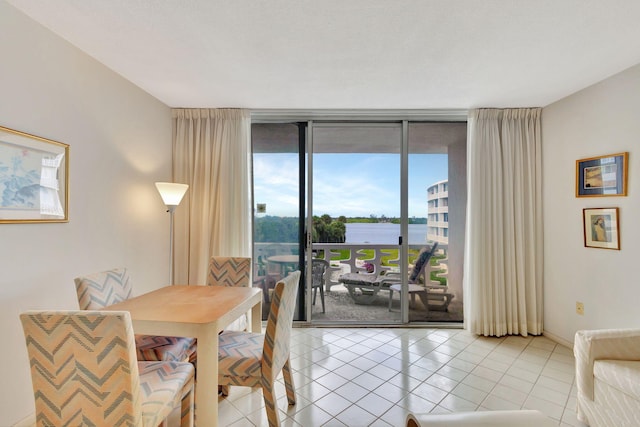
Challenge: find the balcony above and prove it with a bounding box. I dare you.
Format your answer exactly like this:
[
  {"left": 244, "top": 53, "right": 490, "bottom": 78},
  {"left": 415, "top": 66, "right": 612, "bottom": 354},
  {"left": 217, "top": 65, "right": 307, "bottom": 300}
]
[{"left": 254, "top": 242, "right": 463, "bottom": 323}]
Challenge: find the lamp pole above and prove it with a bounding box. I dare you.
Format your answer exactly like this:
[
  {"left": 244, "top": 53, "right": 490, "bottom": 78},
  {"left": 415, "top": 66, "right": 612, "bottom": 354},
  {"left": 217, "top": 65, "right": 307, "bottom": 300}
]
[{"left": 167, "top": 204, "right": 177, "bottom": 285}]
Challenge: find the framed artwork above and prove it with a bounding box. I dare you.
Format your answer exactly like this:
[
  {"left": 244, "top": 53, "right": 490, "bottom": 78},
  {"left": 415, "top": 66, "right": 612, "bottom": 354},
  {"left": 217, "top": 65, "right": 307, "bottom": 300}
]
[
  {"left": 576, "top": 152, "right": 628, "bottom": 197},
  {"left": 0, "top": 125, "right": 69, "bottom": 223},
  {"left": 583, "top": 207, "right": 620, "bottom": 250}
]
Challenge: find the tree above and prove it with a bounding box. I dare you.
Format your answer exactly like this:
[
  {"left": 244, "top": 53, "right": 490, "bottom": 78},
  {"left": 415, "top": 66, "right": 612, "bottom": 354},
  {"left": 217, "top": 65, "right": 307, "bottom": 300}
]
[
  {"left": 255, "top": 214, "right": 347, "bottom": 244},
  {"left": 254, "top": 216, "right": 299, "bottom": 242},
  {"left": 327, "top": 221, "right": 346, "bottom": 243},
  {"left": 312, "top": 214, "right": 346, "bottom": 243}
]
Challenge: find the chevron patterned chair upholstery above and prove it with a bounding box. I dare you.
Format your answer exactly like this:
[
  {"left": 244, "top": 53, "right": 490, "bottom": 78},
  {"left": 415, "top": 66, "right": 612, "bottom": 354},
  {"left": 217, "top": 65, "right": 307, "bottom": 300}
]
[
  {"left": 218, "top": 270, "right": 301, "bottom": 427},
  {"left": 74, "top": 268, "right": 197, "bottom": 362},
  {"left": 206, "top": 256, "right": 252, "bottom": 332},
  {"left": 20, "top": 310, "right": 195, "bottom": 427}
]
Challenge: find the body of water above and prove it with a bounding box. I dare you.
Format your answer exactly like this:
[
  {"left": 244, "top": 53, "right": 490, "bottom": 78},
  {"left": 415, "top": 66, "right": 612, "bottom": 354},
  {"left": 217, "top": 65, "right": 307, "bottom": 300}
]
[{"left": 345, "top": 223, "right": 428, "bottom": 244}]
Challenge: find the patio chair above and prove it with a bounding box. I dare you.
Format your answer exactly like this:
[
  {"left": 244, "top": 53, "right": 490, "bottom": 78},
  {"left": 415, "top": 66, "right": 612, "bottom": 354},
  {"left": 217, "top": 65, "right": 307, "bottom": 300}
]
[
  {"left": 310, "top": 258, "right": 329, "bottom": 313},
  {"left": 263, "top": 259, "right": 282, "bottom": 303},
  {"left": 340, "top": 243, "right": 453, "bottom": 310},
  {"left": 385, "top": 243, "right": 455, "bottom": 312},
  {"left": 20, "top": 310, "right": 195, "bottom": 427},
  {"left": 218, "top": 271, "right": 300, "bottom": 427},
  {"left": 383, "top": 242, "right": 440, "bottom": 285},
  {"left": 74, "top": 268, "right": 197, "bottom": 362}
]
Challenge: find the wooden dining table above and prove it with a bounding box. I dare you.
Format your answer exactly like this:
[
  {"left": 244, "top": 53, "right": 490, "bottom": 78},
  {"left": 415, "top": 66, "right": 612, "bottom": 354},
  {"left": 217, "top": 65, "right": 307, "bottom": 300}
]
[{"left": 105, "top": 284, "right": 262, "bottom": 427}]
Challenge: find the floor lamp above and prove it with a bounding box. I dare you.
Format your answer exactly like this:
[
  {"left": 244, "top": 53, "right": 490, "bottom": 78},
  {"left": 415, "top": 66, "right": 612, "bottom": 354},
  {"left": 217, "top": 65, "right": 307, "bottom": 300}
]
[{"left": 155, "top": 182, "right": 189, "bottom": 285}]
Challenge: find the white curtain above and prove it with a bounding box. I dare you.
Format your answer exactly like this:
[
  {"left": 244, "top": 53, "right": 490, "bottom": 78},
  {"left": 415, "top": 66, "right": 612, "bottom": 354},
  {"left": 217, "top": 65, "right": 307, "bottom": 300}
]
[
  {"left": 464, "top": 108, "right": 543, "bottom": 337},
  {"left": 172, "top": 108, "right": 252, "bottom": 285}
]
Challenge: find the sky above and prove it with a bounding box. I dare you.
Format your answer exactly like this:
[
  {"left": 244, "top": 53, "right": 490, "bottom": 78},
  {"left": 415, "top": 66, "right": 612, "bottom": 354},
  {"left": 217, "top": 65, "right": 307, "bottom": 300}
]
[{"left": 253, "top": 152, "right": 448, "bottom": 218}]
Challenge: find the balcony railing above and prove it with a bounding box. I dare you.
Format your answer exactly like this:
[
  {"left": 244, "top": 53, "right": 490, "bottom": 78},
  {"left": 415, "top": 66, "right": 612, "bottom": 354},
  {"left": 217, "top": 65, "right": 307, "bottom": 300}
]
[
  {"left": 253, "top": 242, "right": 459, "bottom": 322},
  {"left": 253, "top": 242, "right": 449, "bottom": 291},
  {"left": 312, "top": 243, "right": 449, "bottom": 291}
]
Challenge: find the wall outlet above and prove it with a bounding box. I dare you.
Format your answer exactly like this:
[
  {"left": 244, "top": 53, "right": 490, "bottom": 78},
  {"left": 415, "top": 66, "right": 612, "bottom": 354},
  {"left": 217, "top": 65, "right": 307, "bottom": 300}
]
[{"left": 576, "top": 301, "right": 585, "bottom": 315}]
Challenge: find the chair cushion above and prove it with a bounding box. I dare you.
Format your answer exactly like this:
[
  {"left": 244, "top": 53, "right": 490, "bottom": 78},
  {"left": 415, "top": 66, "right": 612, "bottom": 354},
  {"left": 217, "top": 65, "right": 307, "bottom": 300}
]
[
  {"left": 582, "top": 377, "right": 640, "bottom": 427},
  {"left": 218, "top": 330, "right": 264, "bottom": 378},
  {"left": 138, "top": 361, "right": 194, "bottom": 427},
  {"left": 409, "top": 243, "right": 438, "bottom": 283},
  {"left": 135, "top": 334, "right": 197, "bottom": 362},
  {"left": 594, "top": 360, "right": 640, "bottom": 399}
]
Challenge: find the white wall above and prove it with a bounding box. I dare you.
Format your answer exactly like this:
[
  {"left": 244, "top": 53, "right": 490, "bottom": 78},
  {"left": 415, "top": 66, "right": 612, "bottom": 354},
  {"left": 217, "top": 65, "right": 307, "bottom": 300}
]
[
  {"left": 542, "top": 63, "right": 640, "bottom": 344},
  {"left": 0, "top": 4, "right": 174, "bottom": 425}
]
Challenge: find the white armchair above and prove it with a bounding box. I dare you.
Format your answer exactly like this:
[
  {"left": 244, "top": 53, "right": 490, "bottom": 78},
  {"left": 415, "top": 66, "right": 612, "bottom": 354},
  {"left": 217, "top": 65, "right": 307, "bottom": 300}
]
[
  {"left": 574, "top": 328, "right": 640, "bottom": 427},
  {"left": 406, "top": 410, "right": 555, "bottom": 426}
]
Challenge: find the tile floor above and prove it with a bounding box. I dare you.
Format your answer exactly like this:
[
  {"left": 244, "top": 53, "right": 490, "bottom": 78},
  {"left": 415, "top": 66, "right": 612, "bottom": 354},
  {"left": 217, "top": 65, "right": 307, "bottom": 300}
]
[{"left": 218, "top": 327, "right": 587, "bottom": 427}]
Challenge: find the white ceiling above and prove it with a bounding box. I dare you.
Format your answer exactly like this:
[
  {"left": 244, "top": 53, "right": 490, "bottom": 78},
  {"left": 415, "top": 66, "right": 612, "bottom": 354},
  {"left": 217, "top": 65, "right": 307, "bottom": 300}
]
[{"left": 8, "top": 0, "right": 640, "bottom": 110}]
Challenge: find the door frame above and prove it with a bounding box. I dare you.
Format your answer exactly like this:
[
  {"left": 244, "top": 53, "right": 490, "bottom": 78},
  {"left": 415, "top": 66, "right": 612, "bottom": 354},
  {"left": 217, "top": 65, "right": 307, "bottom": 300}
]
[{"left": 252, "top": 110, "right": 467, "bottom": 325}]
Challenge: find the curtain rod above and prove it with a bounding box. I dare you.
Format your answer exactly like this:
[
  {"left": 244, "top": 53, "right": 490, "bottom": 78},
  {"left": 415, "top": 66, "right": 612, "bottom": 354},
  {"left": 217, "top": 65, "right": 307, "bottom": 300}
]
[{"left": 250, "top": 109, "right": 468, "bottom": 122}]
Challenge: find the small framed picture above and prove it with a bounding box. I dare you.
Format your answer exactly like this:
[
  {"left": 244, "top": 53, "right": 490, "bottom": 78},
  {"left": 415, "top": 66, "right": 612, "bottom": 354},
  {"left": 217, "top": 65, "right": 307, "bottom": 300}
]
[
  {"left": 576, "top": 152, "right": 628, "bottom": 197},
  {"left": 583, "top": 208, "right": 620, "bottom": 250}
]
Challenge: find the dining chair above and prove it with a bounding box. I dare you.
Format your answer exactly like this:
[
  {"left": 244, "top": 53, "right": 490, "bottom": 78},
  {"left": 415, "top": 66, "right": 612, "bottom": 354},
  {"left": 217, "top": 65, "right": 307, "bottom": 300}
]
[
  {"left": 206, "top": 256, "right": 251, "bottom": 331},
  {"left": 310, "top": 258, "right": 329, "bottom": 313},
  {"left": 20, "top": 310, "right": 195, "bottom": 427},
  {"left": 74, "top": 268, "right": 196, "bottom": 362},
  {"left": 218, "top": 270, "right": 301, "bottom": 427}
]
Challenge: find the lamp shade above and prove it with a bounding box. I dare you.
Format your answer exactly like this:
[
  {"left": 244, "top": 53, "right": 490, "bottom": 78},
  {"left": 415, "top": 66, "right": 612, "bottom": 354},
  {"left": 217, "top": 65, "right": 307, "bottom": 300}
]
[{"left": 155, "top": 182, "right": 189, "bottom": 206}]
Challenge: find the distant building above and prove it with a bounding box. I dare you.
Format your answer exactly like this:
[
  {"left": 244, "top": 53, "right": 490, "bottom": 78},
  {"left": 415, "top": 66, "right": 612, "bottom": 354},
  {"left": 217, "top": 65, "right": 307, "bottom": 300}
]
[{"left": 427, "top": 180, "right": 448, "bottom": 244}]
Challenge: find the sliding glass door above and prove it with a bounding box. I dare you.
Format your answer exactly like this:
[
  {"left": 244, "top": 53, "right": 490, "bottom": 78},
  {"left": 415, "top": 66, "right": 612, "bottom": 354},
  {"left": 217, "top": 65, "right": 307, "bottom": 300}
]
[
  {"left": 308, "top": 123, "right": 403, "bottom": 324},
  {"left": 252, "top": 123, "right": 304, "bottom": 321},
  {"left": 407, "top": 122, "right": 466, "bottom": 323},
  {"left": 251, "top": 118, "right": 466, "bottom": 325}
]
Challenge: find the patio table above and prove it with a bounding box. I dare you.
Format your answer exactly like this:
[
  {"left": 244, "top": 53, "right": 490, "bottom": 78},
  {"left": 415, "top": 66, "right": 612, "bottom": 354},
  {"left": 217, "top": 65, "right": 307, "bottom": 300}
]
[
  {"left": 267, "top": 254, "right": 299, "bottom": 276},
  {"left": 388, "top": 283, "right": 424, "bottom": 311}
]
